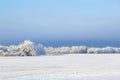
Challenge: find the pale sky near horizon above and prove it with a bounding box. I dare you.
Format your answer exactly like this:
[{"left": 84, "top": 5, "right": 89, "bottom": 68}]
[{"left": 0, "top": 0, "right": 120, "bottom": 41}]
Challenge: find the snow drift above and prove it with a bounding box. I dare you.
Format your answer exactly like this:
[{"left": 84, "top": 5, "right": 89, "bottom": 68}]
[{"left": 0, "top": 40, "right": 45, "bottom": 56}]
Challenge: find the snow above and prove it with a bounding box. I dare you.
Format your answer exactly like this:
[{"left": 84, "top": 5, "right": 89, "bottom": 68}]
[
  {"left": 45, "top": 46, "right": 120, "bottom": 54},
  {"left": 0, "top": 40, "right": 45, "bottom": 56},
  {"left": 0, "top": 54, "right": 120, "bottom": 80},
  {"left": 1, "top": 40, "right": 120, "bottom": 56}
]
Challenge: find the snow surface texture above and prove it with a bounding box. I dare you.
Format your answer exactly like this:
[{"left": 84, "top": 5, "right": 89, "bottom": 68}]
[
  {"left": 0, "top": 54, "right": 120, "bottom": 80},
  {"left": 0, "top": 40, "right": 120, "bottom": 56}
]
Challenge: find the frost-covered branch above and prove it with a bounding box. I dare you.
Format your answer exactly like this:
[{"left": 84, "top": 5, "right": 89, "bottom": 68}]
[
  {"left": 45, "top": 46, "right": 120, "bottom": 54},
  {"left": 0, "top": 40, "right": 120, "bottom": 56},
  {"left": 0, "top": 40, "right": 45, "bottom": 56}
]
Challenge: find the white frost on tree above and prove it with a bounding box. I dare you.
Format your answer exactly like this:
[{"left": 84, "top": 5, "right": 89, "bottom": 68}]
[
  {"left": 0, "top": 40, "right": 120, "bottom": 56},
  {"left": 35, "top": 44, "right": 45, "bottom": 55},
  {"left": 46, "top": 46, "right": 120, "bottom": 54},
  {"left": 0, "top": 40, "right": 45, "bottom": 56},
  {"left": 45, "top": 46, "right": 88, "bottom": 54}
]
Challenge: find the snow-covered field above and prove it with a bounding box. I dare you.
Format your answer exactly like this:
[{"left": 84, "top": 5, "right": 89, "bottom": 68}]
[{"left": 0, "top": 54, "right": 120, "bottom": 80}]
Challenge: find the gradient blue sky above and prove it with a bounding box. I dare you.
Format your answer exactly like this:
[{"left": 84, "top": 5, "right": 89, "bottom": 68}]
[{"left": 0, "top": 0, "right": 120, "bottom": 41}]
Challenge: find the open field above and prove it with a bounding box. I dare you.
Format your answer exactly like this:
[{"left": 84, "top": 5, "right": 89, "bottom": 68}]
[{"left": 0, "top": 54, "right": 120, "bottom": 80}]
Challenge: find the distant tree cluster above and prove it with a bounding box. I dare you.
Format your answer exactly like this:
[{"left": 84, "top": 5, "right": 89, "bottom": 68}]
[
  {"left": 0, "top": 40, "right": 45, "bottom": 56},
  {"left": 45, "top": 46, "right": 87, "bottom": 54},
  {"left": 45, "top": 46, "right": 120, "bottom": 54},
  {"left": 0, "top": 40, "right": 120, "bottom": 56},
  {"left": 87, "top": 47, "right": 120, "bottom": 53}
]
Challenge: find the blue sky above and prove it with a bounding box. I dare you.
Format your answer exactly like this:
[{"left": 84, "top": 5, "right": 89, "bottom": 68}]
[{"left": 0, "top": 0, "right": 120, "bottom": 41}]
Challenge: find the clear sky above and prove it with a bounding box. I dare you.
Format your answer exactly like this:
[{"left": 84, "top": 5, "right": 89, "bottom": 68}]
[{"left": 0, "top": 0, "right": 120, "bottom": 41}]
